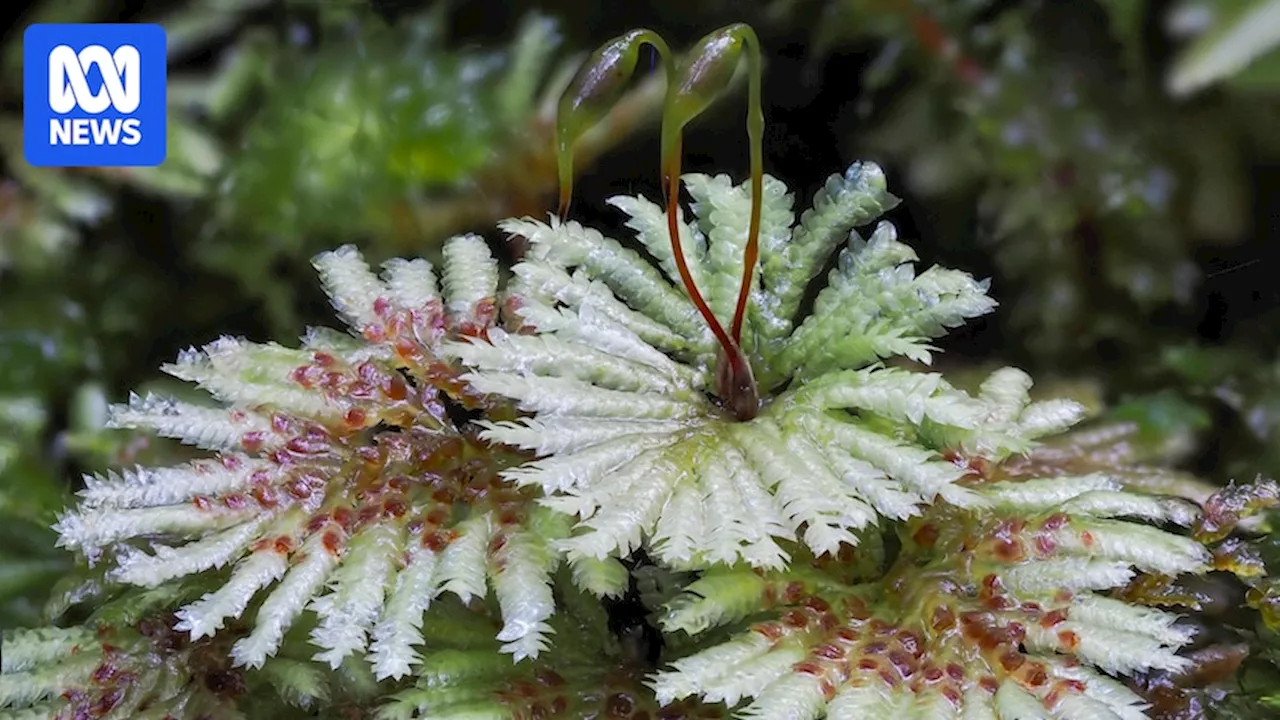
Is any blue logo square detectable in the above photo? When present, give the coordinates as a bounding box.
[23,24,167,167]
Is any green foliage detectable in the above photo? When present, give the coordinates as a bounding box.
[787,0,1279,365]
[0,0,269,631]
[1,0,243,266]
[0,400,68,628]
[1163,344,1280,481]
[206,11,557,263]
[377,590,725,719]
[200,8,665,332]
[1167,0,1280,96]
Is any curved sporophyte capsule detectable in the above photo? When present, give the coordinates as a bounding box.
[554,24,767,421]
[555,30,673,219]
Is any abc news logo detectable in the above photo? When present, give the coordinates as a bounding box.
[48,44,143,146]
[23,24,166,167]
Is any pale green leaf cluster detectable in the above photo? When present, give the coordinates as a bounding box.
[1,627,104,716]
[45,237,616,678]
[463,164,1051,570]
[0,624,239,719]
[651,474,1209,719]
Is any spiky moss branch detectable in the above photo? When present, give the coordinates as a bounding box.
[462,162,1078,571]
[650,474,1208,719]
[51,237,622,679]
[1104,477,1280,718]
[377,586,726,720]
[985,394,1223,508]
[0,616,245,720]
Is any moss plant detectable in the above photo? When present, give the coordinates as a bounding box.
[0,23,1235,720]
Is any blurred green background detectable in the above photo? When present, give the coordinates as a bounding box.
[1,0,1278,643]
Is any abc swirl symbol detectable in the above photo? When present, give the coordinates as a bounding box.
[46,44,141,114]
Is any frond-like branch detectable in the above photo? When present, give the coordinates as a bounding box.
[651,478,1208,719]
[0,617,243,719]
[51,239,598,676]
[457,169,1067,569]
